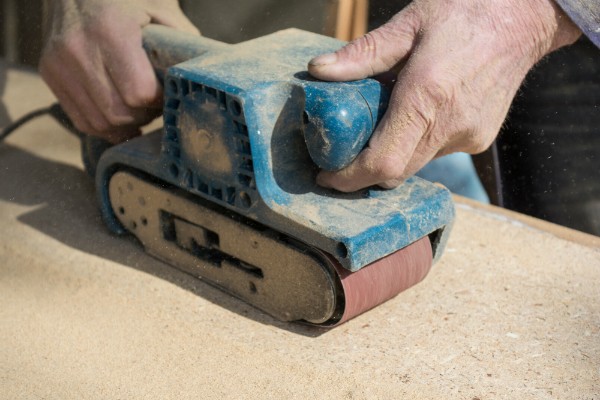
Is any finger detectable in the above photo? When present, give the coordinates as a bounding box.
[42,50,144,143]
[77,70,146,142]
[40,53,113,136]
[100,21,163,110]
[316,48,448,192]
[378,145,438,189]
[72,49,149,139]
[53,26,157,141]
[308,7,419,82]
[50,75,141,143]
[40,58,92,134]
[316,93,429,192]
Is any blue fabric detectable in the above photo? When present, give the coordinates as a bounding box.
[555,0,600,48]
[416,153,490,203]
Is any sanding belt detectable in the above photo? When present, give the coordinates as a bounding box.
[321,236,432,325]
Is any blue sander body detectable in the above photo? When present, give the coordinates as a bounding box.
[94,26,454,325]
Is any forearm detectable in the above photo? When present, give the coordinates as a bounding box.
[554,0,600,47]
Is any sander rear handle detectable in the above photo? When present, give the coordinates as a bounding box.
[142,25,229,81]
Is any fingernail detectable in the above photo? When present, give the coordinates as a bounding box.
[309,52,338,67]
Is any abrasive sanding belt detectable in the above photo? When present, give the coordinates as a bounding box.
[320,236,433,325]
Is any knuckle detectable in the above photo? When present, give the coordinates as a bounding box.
[344,30,398,73]
[69,113,96,136]
[88,115,110,133]
[422,131,446,152]
[102,107,137,128]
[103,112,125,127]
[419,71,456,109]
[102,107,156,130]
[389,96,433,137]
[122,87,157,108]
[370,156,406,183]
[345,32,378,56]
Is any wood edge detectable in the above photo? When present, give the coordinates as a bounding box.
[453,194,600,249]
[334,0,354,41]
[350,0,369,40]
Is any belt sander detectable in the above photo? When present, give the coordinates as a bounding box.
[93,26,454,326]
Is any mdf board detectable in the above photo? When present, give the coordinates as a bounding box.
[1,63,599,399]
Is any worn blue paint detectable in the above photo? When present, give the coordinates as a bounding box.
[95,27,455,271]
[302,77,390,170]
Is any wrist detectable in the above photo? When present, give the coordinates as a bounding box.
[517,0,581,61]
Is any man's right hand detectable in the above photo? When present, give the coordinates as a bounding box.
[308,0,581,192]
[40,0,199,143]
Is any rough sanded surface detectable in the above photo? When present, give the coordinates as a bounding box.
[1,62,599,399]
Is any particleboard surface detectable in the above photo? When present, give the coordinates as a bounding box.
[1,61,599,399]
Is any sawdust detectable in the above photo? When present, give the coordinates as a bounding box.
[178,101,234,176]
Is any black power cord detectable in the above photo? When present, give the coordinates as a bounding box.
[0,103,112,177]
[0,102,85,142]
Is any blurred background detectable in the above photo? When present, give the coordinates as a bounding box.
[1,0,44,66]
[0,0,358,67]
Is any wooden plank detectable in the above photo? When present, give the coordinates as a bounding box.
[455,194,600,249]
[2,62,599,399]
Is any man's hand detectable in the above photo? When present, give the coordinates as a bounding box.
[40,0,199,143]
[308,0,581,192]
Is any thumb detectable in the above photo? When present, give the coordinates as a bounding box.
[308,9,419,81]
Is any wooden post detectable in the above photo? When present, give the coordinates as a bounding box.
[326,0,369,41]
